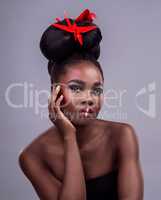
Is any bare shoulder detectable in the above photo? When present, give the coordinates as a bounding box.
[98,119,139,148]
[19,125,59,160]
[93,118,133,135]
[99,120,140,167]
[103,119,137,137]
[107,120,140,158]
[93,118,134,130]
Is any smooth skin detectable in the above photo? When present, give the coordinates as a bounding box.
[18,61,144,200]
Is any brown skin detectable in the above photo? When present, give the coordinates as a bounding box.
[18,61,144,200]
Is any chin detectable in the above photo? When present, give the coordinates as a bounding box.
[62,109,98,124]
[71,118,92,126]
[71,112,98,125]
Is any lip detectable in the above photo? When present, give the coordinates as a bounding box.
[79,107,95,114]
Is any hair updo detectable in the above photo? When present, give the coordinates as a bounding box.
[39,17,104,87]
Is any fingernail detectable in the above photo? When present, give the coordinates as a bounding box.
[56,85,60,90]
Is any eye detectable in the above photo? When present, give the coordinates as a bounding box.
[69,85,82,93]
[92,88,103,96]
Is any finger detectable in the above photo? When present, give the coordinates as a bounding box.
[48,86,61,121]
[55,94,64,107]
[53,95,64,120]
[48,95,56,120]
[48,99,56,122]
[48,95,52,112]
[51,85,61,102]
[49,86,57,110]
[51,85,61,110]
[48,112,56,122]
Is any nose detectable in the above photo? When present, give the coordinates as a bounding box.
[81,99,94,106]
[81,91,94,106]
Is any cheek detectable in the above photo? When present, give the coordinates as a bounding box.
[100,95,104,105]
[61,90,76,107]
[94,95,104,109]
[100,96,104,108]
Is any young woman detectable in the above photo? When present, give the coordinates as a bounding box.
[18,9,144,200]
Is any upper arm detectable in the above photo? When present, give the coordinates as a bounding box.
[18,152,62,200]
[117,124,144,200]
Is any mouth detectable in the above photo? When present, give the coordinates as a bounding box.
[79,112,93,118]
[79,107,95,113]
[79,108,96,118]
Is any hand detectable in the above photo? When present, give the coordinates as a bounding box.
[48,84,76,139]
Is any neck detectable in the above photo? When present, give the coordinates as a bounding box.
[73,121,93,149]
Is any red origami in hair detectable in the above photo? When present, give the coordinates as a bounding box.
[51,9,97,46]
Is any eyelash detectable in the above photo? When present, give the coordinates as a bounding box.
[69,85,103,95]
[92,88,103,95]
[69,85,82,93]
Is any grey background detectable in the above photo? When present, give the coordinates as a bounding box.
[1,0,161,199]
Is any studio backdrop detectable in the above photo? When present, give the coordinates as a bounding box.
[0,0,161,199]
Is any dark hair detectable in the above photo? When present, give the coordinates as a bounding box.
[39,17,104,86]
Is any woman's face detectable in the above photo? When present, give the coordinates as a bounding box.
[54,61,104,125]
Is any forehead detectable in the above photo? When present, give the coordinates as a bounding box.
[60,62,103,84]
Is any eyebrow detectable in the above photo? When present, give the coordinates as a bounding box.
[67,79,103,87]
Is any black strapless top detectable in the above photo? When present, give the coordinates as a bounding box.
[85,170,119,200]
